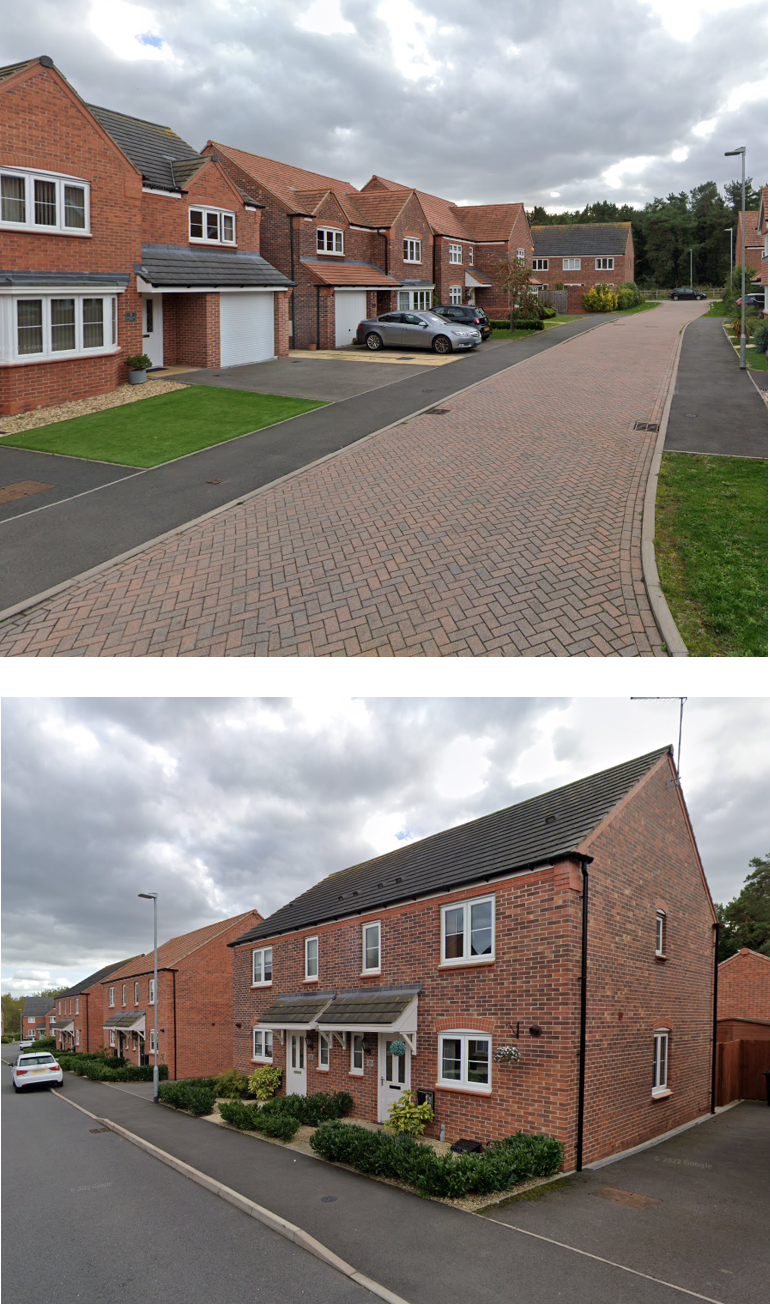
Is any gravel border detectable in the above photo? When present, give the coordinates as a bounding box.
[0,379,189,437]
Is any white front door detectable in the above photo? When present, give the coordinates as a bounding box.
[287,1033,307,1095]
[335,290,367,348]
[378,1034,411,1123]
[142,295,164,369]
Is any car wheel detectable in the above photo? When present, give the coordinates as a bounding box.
[365,332,383,351]
[672,295,679,301]
[432,335,451,354]
[12,1082,21,1092]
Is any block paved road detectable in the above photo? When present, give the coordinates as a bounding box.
[0,303,704,657]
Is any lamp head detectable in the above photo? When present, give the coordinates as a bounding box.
[138,892,158,900]
[724,147,745,156]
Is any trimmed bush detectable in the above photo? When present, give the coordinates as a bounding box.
[540,304,557,319]
[753,318,768,354]
[27,1037,56,1052]
[218,1098,300,1142]
[489,319,545,331]
[159,1078,216,1115]
[310,1123,563,1199]
[214,1068,250,1098]
[261,1090,354,1128]
[583,284,618,313]
[617,281,642,309]
[247,1064,283,1100]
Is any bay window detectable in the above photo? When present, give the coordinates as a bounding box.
[4,293,118,363]
[438,1032,491,1092]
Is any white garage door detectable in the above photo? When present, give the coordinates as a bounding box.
[335,290,367,348]
[219,293,275,367]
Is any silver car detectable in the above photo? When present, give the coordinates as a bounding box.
[355,310,480,354]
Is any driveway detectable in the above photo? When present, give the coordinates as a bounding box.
[178,352,439,402]
[664,316,768,458]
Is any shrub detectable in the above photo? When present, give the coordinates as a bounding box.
[553,281,565,291]
[159,1078,215,1115]
[125,353,153,371]
[540,303,557,319]
[261,1089,354,1127]
[386,1089,434,1136]
[753,318,768,354]
[214,1068,250,1098]
[617,281,642,309]
[489,319,544,331]
[27,1037,56,1052]
[310,1123,563,1199]
[218,1099,257,1129]
[218,1098,300,1142]
[247,1065,283,1100]
[583,284,618,313]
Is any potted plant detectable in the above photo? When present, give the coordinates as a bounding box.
[125,353,153,385]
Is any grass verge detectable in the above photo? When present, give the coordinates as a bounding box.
[655,452,768,656]
[1,385,327,468]
[724,325,768,372]
[704,301,731,317]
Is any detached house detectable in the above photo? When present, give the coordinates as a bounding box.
[0,56,292,415]
[101,912,261,1080]
[530,223,635,293]
[55,958,137,1053]
[231,748,716,1170]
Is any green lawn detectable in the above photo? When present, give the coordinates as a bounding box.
[704,300,732,317]
[2,386,327,468]
[656,452,768,656]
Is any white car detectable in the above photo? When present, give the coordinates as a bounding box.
[13,1052,64,1091]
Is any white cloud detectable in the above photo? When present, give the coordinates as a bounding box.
[361,810,412,853]
[296,0,355,37]
[433,734,493,800]
[602,155,656,190]
[641,0,757,43]
[693,118,718,137]
[725,79,767,112]
[376,0,441,81]
[88,0,177,63]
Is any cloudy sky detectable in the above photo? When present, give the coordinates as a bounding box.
[2,696,768,995]
[2,0,766,210]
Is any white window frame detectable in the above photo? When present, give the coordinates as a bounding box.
[440,894,495,966]
[449,285,463,305]
[362,921,381,974]
[305,936,319,982]
[655,911,666,957]
[403,238,422,263]
[653,1029,669,1095]
[437,1031,492,1094]
[149,1030,158,1054]
[252,946,273,987]
[0,167,91,235]
[562,258,581,271]
[468,246,474,265]
[2,293,119,364]
[109,1030,116,1047]
[350,1033,364,1075]
[252,1027,273,1062]
[149,978,155,1006]
[122,984,126,1007]
[76,1029,80,1046]
[318,1032,330,1070]
[448,243,463,264]
[595,257,615,270]
[316,226,344,255]
[397,289,432,311]
[58,1001,62,1014]
[134,981,139,1005]
[75,998,79,1014]
[533,258,549,271]
[516,247,526,260]
[108,987,115,1008]
[188,206,236,245]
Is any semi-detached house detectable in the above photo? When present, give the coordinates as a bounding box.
[530,222,635,292]
[231,748,717,1170]
[0,55,292,415]
[55,958,137,1053]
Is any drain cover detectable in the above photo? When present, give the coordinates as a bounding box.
[425,407,451,414]
[207,478,224,485]
[633,421,659,432]
[685,413,698,417]
[321,1196,337,1203]
[397,356,415,360]
[89,1127,110,1134]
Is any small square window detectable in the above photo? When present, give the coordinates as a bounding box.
[403,238,421,263]
[305,936,319,981]
[438,1032,491,1092]
[317,227,344,255]
[441,895,495,965]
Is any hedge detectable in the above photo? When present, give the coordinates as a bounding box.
[159,1078,217,1116]
[489,319,545,331]
[261,1090,354,1127]
[218,1099,300,1141]
[56,1051,168,1082]
[309,1123,563,1199]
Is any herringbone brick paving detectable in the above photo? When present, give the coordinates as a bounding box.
[0,303,704,657]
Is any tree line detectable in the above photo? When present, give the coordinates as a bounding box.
[528,178,764,288]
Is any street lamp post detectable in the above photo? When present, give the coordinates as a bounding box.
[138,892,159,1103]
[725,146,746,368]
[688,247,694,289]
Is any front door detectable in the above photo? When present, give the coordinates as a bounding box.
[287,1033,307,1095]
[142,295,164,369]
[378,1035,411,1123]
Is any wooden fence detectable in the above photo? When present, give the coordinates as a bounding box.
[536,289,568,314]
[715,1038,770,1106]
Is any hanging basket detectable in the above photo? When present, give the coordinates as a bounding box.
[389,1040,406,1058]
[494,1044,521,1066]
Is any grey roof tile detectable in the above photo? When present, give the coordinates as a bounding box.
[318,986,421,1027]
[87,103,203,191]
[258,992,336,1025]
[103,1012,146,1029]
[233,748,670,945]
[22,997,55,1016]
[531,223,631,257]
[0,271,130,288]
[137,244,293,288]
[59,959,139,999]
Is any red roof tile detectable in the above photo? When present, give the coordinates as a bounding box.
[103,911,260,981]
[452,203,525,241]
[208,142,358,213]
[301,260,401,287]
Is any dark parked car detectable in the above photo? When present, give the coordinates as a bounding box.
[433,304,491,340]
[736,294,764,308]
[354,310,480,354]
[670,287,707,301]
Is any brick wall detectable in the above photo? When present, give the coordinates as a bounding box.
[0,353,126,415]
[718,949,770,1022]
[531,229,635,294]
[162,293,220,368]
[141,162,262,252]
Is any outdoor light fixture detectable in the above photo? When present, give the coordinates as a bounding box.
[725,146,747,368]
[138,892,159,1104]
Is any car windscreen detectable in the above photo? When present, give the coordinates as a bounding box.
[19,1055,56,1065]
[421,313,446,324]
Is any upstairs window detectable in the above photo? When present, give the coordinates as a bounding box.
[448,243,462,264]
[75,998,79,1014]
[122,984,127,1007]
[441,895,494,964]
[149,978,156,1005]
[655,911,666,957]
[134,981,139,1005]
[189,207,236,244]
[403,238,421,263]
[563,258,581,270]
[1,169,89,233]
[533,258,549,270]
[363,922,381,974]
[108,987,115,1008]
[305,936,319,981]
[252,946,273,986]
[595,257,614,270]
[468,246,474,265]
[317,227,343,255]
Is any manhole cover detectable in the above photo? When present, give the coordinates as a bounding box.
[397,356,415,360]
[207,478,224,485]
[425,407,451,415]
[321,1196,337,1203]
[685,413,698,417]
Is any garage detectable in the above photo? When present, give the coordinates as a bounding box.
[335,290,367,348]
[219,293,275,367]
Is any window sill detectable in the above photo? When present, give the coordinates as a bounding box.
[189,237,237,247]
[251,982,273,989]
[2,345,121,368]
[651,1088,672,1100]
[435,1082,492,1097]
[438,960,495,972]
[654,953,667,962]
[348,1071,364,1078]
[360,971,381,979]
[251,1057,273,1064]
[303,978,319,985]
[316,1065,330,1072]
[0,222,92,237]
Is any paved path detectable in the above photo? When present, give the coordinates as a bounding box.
[0,319,606,612]
[0,304,702,657]
[664,316,768,458]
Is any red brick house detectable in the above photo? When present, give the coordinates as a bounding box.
[55,958,137,1053]
[21,996,55,1041]
[0,56,292,415]
[717,948,770,1042]
[757,186,768,316]
[101,912,260,1080]
[735,207,764,276]
[231,748,717,1170]
[530,223,635,296]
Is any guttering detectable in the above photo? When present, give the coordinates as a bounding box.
[172,969,178,1082]
[288,214,296,345]
[711,922,719,1113]
[576,856,590,1172]
[316,283,321,349]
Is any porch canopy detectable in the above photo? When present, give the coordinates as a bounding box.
[316,986,420,1036]
[103,1011,146,1034]
[56,1016,75,1039]
[465,269,491,288]
[257,992,336,1032]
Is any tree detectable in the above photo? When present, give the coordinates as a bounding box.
[496,254,539,329]
[716,853,770,961]
[1,986,68,1037]
[723,176,762,221]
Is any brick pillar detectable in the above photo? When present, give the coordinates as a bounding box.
[274,291,290,357]
[567,285,588,314]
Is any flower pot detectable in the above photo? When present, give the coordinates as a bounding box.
[128,369,147,385]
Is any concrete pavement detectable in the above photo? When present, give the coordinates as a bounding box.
[664,316,767,458]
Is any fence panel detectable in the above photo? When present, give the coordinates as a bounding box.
[741,1040,770,1101]
[537,289,568,314]
[716,1039,742,1105]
